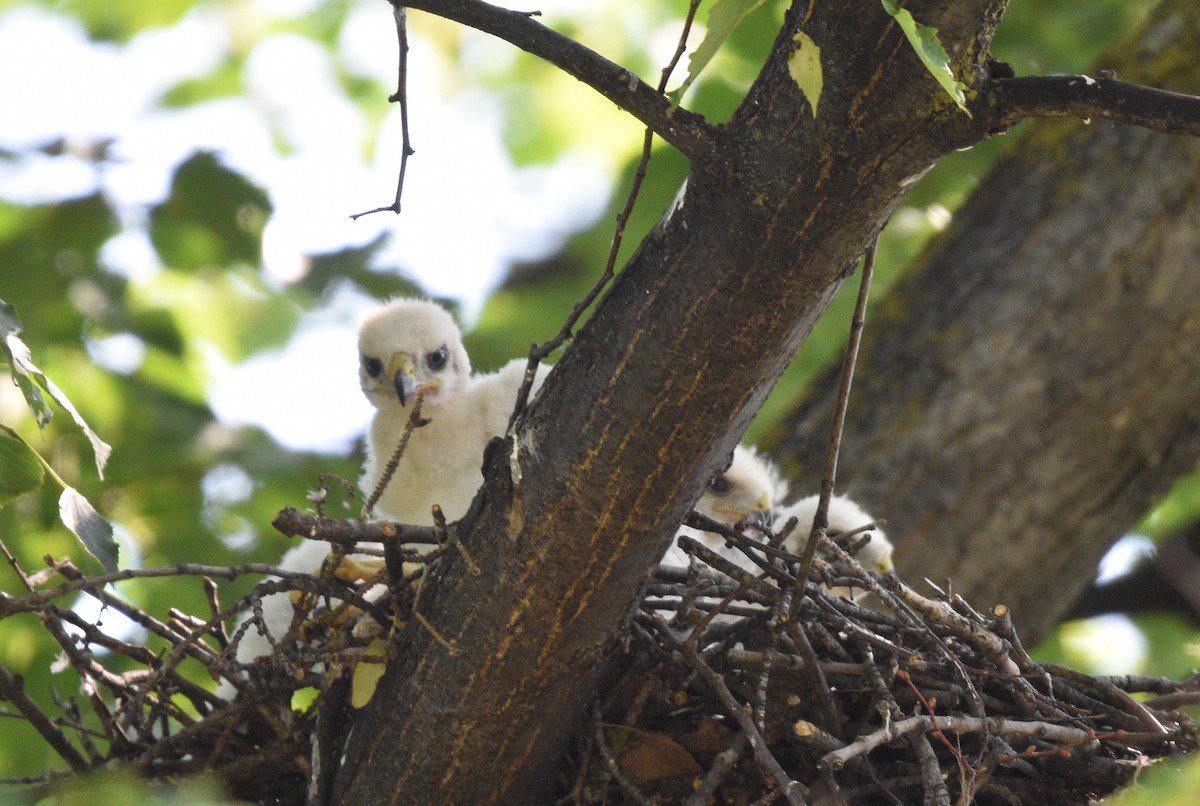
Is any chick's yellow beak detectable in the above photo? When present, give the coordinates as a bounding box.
[387,352,418,405]
[712,491,772,523]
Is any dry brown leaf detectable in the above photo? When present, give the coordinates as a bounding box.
[617,730,703,786]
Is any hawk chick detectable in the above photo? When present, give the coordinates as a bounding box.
[358,297,546,524]
[662,445,779,568]
[773,494,894,575]
[220,298,545,694]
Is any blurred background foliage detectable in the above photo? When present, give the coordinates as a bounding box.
[1,0,1196,795]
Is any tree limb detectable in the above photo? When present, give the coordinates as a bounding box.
[398,0,718,161]
[990,74,1200,137]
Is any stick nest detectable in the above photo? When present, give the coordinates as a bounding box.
[1,510,1197,805]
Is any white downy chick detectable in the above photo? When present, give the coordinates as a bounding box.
[358,297,547,525]
[773,493,893,598]
[662,445,779,568]
[221,299,546,695]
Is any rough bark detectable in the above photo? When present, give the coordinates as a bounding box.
[767,2,1200,645]
[332,1,1014,803]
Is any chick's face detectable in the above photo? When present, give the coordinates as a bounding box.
[697,446,774,527]
[358,300,471,409]
[838,530,894,574]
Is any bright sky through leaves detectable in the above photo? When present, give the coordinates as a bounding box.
[0,2,610,452]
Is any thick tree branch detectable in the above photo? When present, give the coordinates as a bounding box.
[990,74,1200,137]
[399,0,718,160]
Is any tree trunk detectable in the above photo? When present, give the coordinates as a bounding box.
[332,1,1012,802]
[767,2,1200,645]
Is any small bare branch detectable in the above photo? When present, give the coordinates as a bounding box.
[507,0,706,428]
[646,615,810,806]
[272,507,438,548]
[352,6,416,219]
[990,74,1200,137]
[795,239,879,591]
[0,664,88,771]
[821,715,1104,774]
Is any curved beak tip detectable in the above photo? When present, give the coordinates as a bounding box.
[387,353,418,405]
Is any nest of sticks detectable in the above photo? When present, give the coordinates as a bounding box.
[1,508,1198,805]
[568,513,1200,804]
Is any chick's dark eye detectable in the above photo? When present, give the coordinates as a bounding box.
[362,355,384,377]
[708,476,731,495]
[426,345,449,371]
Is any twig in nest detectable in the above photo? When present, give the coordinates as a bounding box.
[644,614,810,806]
[819,715,1115,773]
[362,390,426,518]
[590,700,657,806]
[0,665,88,771]
[272,507,438,549]
[684,732,749,806]
[432,504,480,576]
[352,5,416,220]
[795,237,879,593]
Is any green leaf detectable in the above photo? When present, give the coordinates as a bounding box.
[49,0,196,43]
[160,58,245,109]
[149,151,273,271]
[0,299,112,478]
[0,425,44,507]
[880,0,970,115]
[59,487,118,574]
[1103,753,1200,806]
[787,31,823,117]
[1,299,53,428]
[670,0,768,105]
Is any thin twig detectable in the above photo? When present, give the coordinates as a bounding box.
[506,0,706,428]
[684,732,749,806]
[352,5,416,219]
[0,664,88,771]
[363,391,426,518]
[794,238,879,596]
[272,507,436,548]
[648,615,809,805]
[590,700,657,806]
[0,562,379,616]
[820,715,1102,773]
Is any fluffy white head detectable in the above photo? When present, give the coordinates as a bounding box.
[696,445,777,527]
[824,495,893,573]
[358,298,472,410]
[774,494,894,574]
